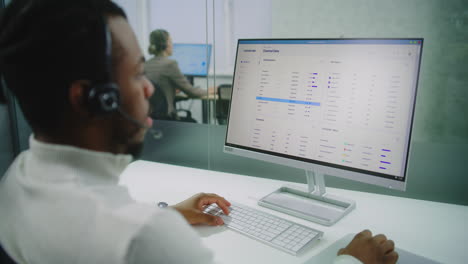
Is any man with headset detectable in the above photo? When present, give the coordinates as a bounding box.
[0,0,397,263]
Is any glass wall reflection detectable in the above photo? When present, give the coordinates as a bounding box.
[114,0,213,124]
[212,0,468,204]
[126,0,214,169]
[122,0,467,204]
[1,0,466,205]
[141,0,211,124]
[115,0,274,126]
[209,0,468,205]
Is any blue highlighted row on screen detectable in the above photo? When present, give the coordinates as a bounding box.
[256,97,321,106]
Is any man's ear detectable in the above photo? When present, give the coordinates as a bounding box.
[69,80,91,116]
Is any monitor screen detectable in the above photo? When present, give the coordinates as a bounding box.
[225,39,423,190]
[170,43,212,76]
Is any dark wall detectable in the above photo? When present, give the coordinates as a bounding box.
[0,0,15,178]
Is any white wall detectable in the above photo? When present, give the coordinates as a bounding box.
[113,0,150,58]
[225,0,272,73]
[148,0,272,75]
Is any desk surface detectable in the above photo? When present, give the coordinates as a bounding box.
[120,161,468,264]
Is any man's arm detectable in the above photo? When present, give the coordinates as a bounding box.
[166,60,206,98]
[125,208,215,264]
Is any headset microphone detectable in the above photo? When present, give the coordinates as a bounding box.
[117,108,163,139]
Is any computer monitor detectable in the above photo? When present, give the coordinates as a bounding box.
[224,39,423,226]
[170,43,212,77]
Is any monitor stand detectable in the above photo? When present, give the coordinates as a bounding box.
[258,169,356,226]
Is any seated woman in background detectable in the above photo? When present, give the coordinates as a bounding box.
[145,29,210,120]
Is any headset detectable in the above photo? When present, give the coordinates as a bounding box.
[86,21,120,115]
[86,18,162,139]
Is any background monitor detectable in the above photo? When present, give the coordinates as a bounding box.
[170,43,212,77]
[224,39,423,225]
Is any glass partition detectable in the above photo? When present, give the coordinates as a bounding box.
[1,0,467,206]
[136,0,468,205]
[208,0,468,205]
[134,0,213,169]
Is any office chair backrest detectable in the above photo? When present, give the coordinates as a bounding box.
[149,80,197,123]
[216,84,232,125]
[0,244,16,264]
[149,80,170,120]
[218,84,232,100]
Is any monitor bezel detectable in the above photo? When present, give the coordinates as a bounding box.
[224,38,424,191]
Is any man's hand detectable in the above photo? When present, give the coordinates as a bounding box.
[171,193,231,226]
[338,230,399,264]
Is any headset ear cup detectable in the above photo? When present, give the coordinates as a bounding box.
[84,19,120,116]
[87,83,120,114]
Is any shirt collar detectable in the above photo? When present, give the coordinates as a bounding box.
[29,135,133,184]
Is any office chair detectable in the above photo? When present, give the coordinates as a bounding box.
[149,80,169,120]
[149,80,197,123]
[0,244,16,264]
[216,84,232,125]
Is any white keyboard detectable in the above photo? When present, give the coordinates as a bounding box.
[203,202,323,255]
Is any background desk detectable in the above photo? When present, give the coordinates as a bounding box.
[120,160,468,264]
[175,93,218,124]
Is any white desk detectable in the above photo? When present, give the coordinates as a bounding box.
[120,161,468,264]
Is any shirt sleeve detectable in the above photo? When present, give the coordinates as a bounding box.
[166,60,206,97]
[333,254,363,264]
[125,208,214,264]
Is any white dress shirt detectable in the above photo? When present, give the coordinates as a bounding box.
[0,136,213,264]
[0,136,361,264]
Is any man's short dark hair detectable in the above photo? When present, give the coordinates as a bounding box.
[0,0,127,136]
